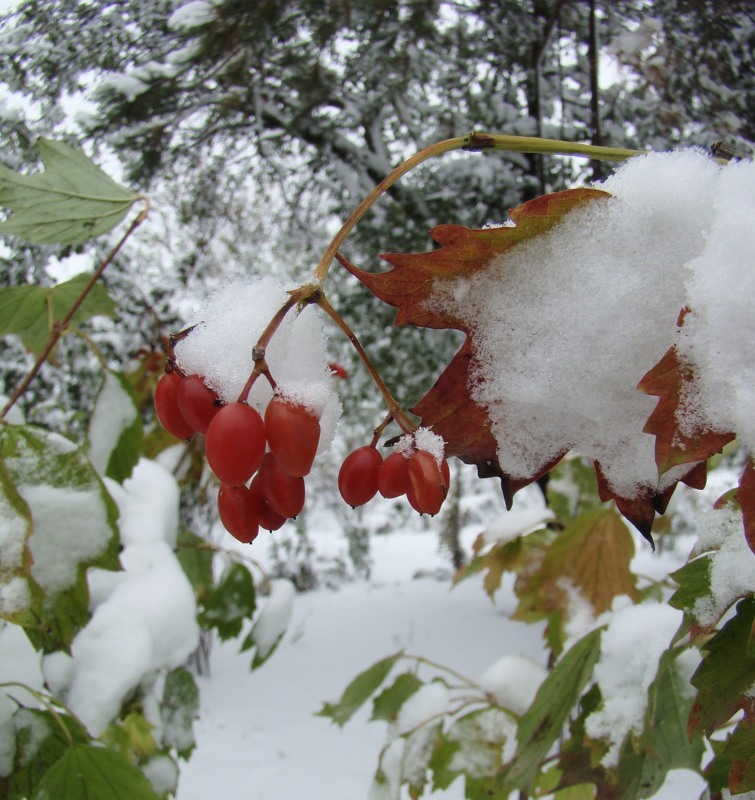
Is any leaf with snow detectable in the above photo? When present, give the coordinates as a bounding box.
[342,188,608,506]
[31,743,160,800]
[0,424,120,651]
[5,708,89,800]
[0,272,116,358]
[371,672,424,723]
[317,651,402,727]
[688,597,755,737]
[638,341,735,477]
[198,561,255,641]
[160,667,200,759]
[497,627,602,794]
[243,578,295,669]
[88,370,143,483]
[0,138,142,245]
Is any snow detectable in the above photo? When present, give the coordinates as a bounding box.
[425,150,754,499]
[167,1,216,31]
[248,578,296,662]
[87,370,139,476]
[42,459,199,735]
[174,277,342,456]
[584,599,686,767]
[691,505,755,627]
[22,483,112,596]
[478,655,547,716]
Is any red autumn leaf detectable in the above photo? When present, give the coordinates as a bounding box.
[340,188,608,506]
[638,343,735,476]
[735,459,755,555]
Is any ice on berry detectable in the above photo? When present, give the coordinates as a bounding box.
[174,277,342,455]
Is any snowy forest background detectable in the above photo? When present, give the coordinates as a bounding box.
[0,1,754,799]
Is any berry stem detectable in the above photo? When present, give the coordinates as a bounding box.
[316,289,416,435]
[237,284,321,402]
[311,131,642,286]
[1,200,150,421]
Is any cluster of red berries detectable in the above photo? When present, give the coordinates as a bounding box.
[154,368,321,544]
[155,368,451,542]
[339,443,450,516]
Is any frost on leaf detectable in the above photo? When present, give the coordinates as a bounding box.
[342,188,609,508]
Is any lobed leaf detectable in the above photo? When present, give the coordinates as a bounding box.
[0,138,142,245]
[341,189,609,505]
[31,743,160,800]
[638,344,735,477]
[371,672,424,722]
[688,597,755,737]
[0,272,116,357]
[0,423,121,651]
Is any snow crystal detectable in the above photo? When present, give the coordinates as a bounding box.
[691,505,755,627]
[87,371,139,476]
[249,578,295,662]
[412,428,445,464]
[478,654,547,716]
[174,278,342,455]
[585,600,684,767]
[425,150,753,499]
[22,484,113,596]
[55,459,199,735]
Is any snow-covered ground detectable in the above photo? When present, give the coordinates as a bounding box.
[175,522,706,800]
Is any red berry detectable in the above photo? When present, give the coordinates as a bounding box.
[338,446,383,507]
[177,373,222,435]
[258,453,305,519]
[205,403,266,485]
[154,371,195,440]
[248,476,287,531]
[406,450,448,516]
[377,451,410,498]
[217,484,259,543]
[264,396,321,477]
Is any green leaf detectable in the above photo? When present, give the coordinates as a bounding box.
[500,627,603,793]
[0,138,142,245]
[0,423,121,651]
[197,561,255,641]
[725,710,755,794]
[87,370,143,483]
[689,597,755,736]
[668,557,712,618]
[174,528,214,602]
[31,744,160,800]
[0,272,116,357]
[7,708,90,800]
[317,652,402,727]
[101,713,157,762]
[160,667,200,759]
[643,648,704,772]
[371,672,424,722]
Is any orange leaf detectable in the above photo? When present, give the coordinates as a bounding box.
[341,188,609,503]
[638,343,735,475]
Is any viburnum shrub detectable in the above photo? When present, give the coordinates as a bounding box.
[2,132,754,799]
